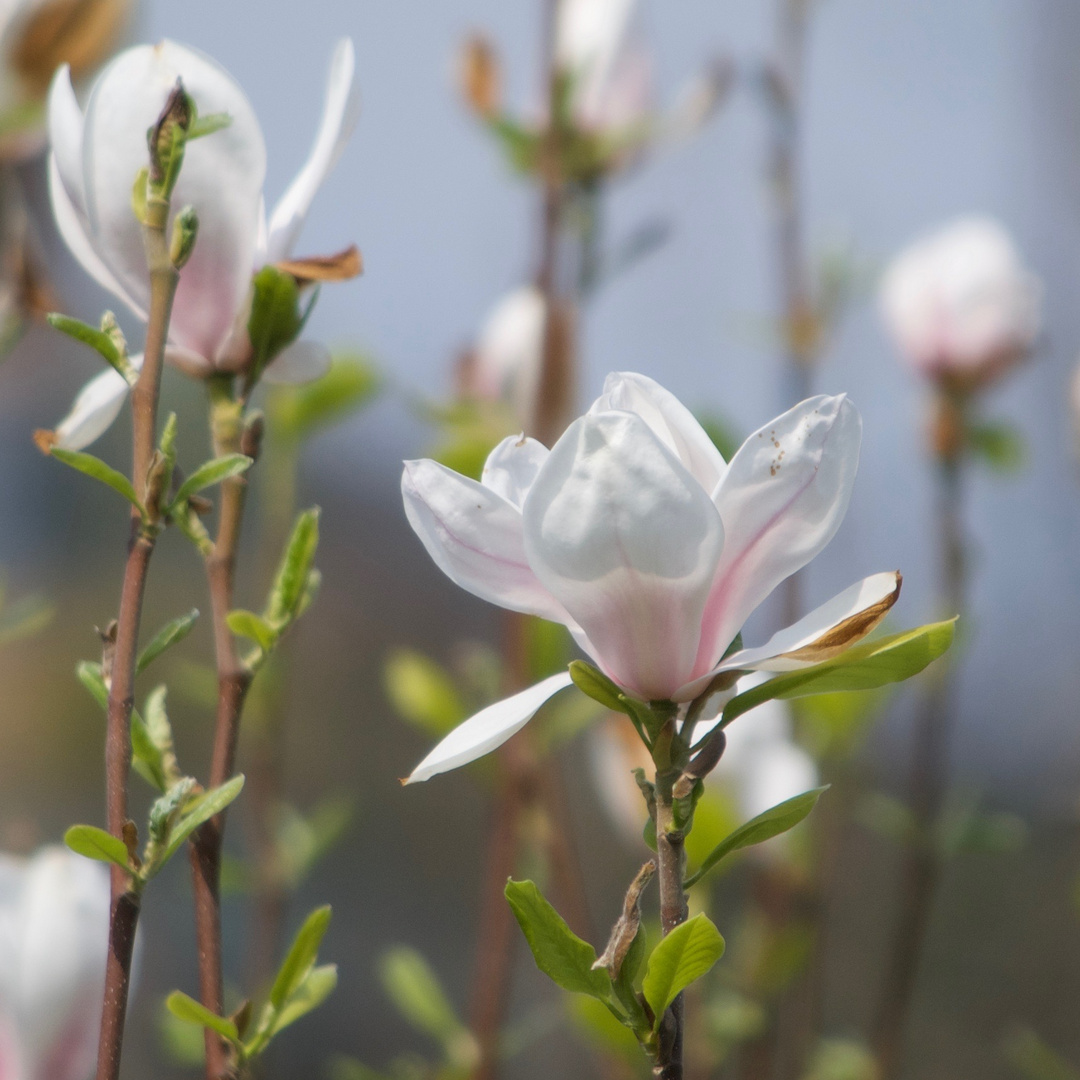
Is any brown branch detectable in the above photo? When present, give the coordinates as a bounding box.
[95,207,178,1080]
[654,767,688,1080]
[189,380,254,1080]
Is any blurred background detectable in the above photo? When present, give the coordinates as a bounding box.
[3,1,1080,1078]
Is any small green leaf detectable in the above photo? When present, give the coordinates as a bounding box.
[384,650,467,737]
[165,991,239,1042]
[77,660,109,709]
[684,788,828,888]
[49,449,142,511]
[131,708,167,792]
[505,879,612,1000]
[263,964,338,1040]
[65,824,130,869]
[265,509,320,627]
[160,775,245,864]
[380,948,468,1049]
[188,112,232,140]
[1004,1027,1080,1080]
[170,454,252,510]
[641,914,725,1028]
[720,620,956,729]
[967,420,1026,473]
[248,265,304,380]
[270,906,333,1011]
[47,313,121,368]
[227,610,276,653]
[137,609,199,674]
[569,660,626,713]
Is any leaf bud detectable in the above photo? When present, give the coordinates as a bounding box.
[147,79,194,199]
[240,410,265,462]
[169,205,199,269]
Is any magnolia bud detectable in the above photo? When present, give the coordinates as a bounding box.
[459,34,501,119]
[169,205,199,268]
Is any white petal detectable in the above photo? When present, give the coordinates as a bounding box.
[480,433,548,509]
[53,354,143,450]
[405,672,573,783]
[716,571,901,674]
[46,66,86,213]
[261,338,331,384]
[48,155,143,316]
[467,286,546,422]
[739,738,819,823]
[401,458,575,625]
[692,395,861,679]
[81,41,266,362]
[265,38,359,262]
[523,411,724,700]
[590,371,726,492]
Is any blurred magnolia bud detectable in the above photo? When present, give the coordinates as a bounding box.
[459,33,500,119]
[0,846,112,1080]
[456,285,545,427]
[879,217,1041,391]
[663,56,734,144]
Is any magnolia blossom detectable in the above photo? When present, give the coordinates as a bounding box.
[879,217,1041,386]
[46,36,360,449]
[0,846,110,1080]
[590,682,817,859]
[402,371,900,783]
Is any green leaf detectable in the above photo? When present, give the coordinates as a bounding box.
[384,650,467,737]
[165,991,239,1042]
[1004,1027,1080,1080]
[64,824,130,869]
[967,420,1026,473]
[720,620,956,729]
[803,1037,880,1080]
[684,788,829,888]
[49,448,143,512]
[160,775,245,864]
[505,879,612,1000]
[137,609,199,674]
[267,354,380,444]
[265,509,320,627]
[248,265,304,380]
[77,660,109,709]
[270,905,333,1011]
[265,964,337,1038]
[188,112,232,140]
[170,454,252,509]
[131,707,167,792]
[380,947,467,1048]
[0,593,53,644]
[227,610,276,653]
[569,660,626,713]
[696,412,741,462]
[47,313,121,369]
[641,914,725,1028]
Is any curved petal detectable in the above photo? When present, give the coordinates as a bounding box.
[480,434,548,509]
[53,356,142,450]
[81,41,266,362]
[523,411,724,700]
[265,38,359,263]
[590,371,726,492]
[401,458,574,625]
[262,339,331,384]
[693,395,862,677]
[405,672,573,783]
[46,66,86,213]
[48,156,143,316]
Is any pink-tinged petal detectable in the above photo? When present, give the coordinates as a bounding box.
[81,41,266,363]
[692,395,861,679]
[590,371,726,492]
[405,672,573,783]
[53,354,143,451]
[523,411,724,700]
[48,156,143,316]
[262,339,331,384]
[401,458,573,625]
[265,38,359,263]
[481,434,548,509]
[0,1011,23,1080]
[46,66,86,213]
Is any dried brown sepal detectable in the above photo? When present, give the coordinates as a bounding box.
[459,33,501,119]
[32,428,58,454]
[592,859,656,979]
[121,819,140,868]
[276,245,363,284]
[98,619,117,687]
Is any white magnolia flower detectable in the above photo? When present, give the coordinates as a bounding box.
[879,217,1041,386]
[402,371,900,783]
[0,846,110,1080]
[46,36,360,448]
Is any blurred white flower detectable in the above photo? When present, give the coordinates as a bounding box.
[879,217,1041,387]
[46,36,360,447]
[402,371,899,783]
[0,846,110,1080]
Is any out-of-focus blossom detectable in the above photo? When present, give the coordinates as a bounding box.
[402,371,900,782]
[879,217,1041,389]
[0,0,132,161]
[45,37,361,448]
[0,846,110,1080]
[456,285,545,427]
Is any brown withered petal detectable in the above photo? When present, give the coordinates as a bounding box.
[276,245,363,284]
[459,34,501,119]
[12,0,131,95]
[782,573,902,664]
[32,429,58,454]
[592,860,655,979]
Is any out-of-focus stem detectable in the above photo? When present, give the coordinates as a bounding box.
[655,768,688,1080]
[872,440,965,1080]
[189,377,254,1080]
[95,213,177,1080]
